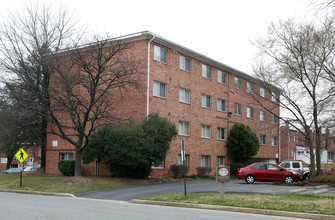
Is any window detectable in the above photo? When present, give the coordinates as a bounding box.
[217,127,225,140]
[217,99,226,112]
[151,161,164,169]
[202,94,211,108]
[218,71,226,84]
[179,121,190,136]
[202,64,211,79]
[253,164,266,169]
[154,45,167,63]
[217,156,224,166]
[260,134,266,145]
[272,136,277,146]
[271,92,277,102]
[153,81,166,98]
[260,87,266,98]
[234,103,242,116]
[60,153,73,160]
[180,56,191,72]
[247,82,253,93]
[293,162,301,168]
[201,124,211,138]
[179,88,190,104]
[247,107,254,119]
[234,77,242,90]
[267,164,280,171]
[201,155,210,167]
[271,114,277,124]
[260,111,266,122]
[178,154,189,167]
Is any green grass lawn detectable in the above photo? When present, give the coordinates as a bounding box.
[0,172,143,194]
[142,193,335,216]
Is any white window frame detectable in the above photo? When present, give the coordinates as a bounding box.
[154,45,167,63]
[217,156,224,166]
[260,87,266,98]
[201,155,211,167]
[234,77,242,90]
[179,88,190,104]
[178,121,190,136]
[153,81,166,98]
[234,103,242,116]
[60,153,74,160]
[271,92,277,102]
[218,70,226,84]
[180,56,191,72]
[202,94,211,108]
[272,136,277,146]
[247,82,253,94]
[271,114,277,124]
[217,127,226,140]
[260,134,266,145]
[217,99,226,112]
[201,124,211,138]
[151,160,164,169]
[247,107,254,119]
[260,111,266,122]
[202,64,212,79]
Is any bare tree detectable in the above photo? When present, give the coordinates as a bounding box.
[253,18,335,176]
[49,36,144,176]
[0,92,41,168]
[0,2,83,169]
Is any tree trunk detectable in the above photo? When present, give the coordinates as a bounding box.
[315,131,322,176]
[75,147,82,176]
[6,154,14,169]
[306,129,315,176]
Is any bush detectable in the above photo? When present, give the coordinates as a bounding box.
[230,163,244,177]
[196,167,212,177]
[58,160,75,176]
[170,164,188,178]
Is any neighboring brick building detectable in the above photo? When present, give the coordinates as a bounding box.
[0,147,41,171]
[45,31,280,177]
[280,122,335,164]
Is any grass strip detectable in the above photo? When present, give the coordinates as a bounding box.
[0,173,139,194]
[142,193,335,216]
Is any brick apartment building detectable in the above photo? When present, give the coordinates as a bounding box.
[280,122,335,164]
[0,147,41,171]
[45,31,280,177]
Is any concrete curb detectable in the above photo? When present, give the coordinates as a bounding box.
[0,189,76,198]
[130,199,335,220]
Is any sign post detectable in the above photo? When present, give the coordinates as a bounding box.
[216,166,230,200]
[181,139,187,197]
[14,148,28,187]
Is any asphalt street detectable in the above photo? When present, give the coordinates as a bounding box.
[0,192,302,220]
[76,179,312,201]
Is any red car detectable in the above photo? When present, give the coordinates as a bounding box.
[237,162,300,184]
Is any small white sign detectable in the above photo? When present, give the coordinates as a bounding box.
[52,140,58,147]
[18,163,23,171]
[1,158,7,164]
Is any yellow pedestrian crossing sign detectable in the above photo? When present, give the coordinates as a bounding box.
[15,148,28,163]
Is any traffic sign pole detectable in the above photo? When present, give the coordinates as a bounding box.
[15,148,28,187]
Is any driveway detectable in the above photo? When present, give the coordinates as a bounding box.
[75,179,305,201]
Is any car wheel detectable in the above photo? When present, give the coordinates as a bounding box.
[303,173,310,180]
[284,176,294,184]
[245,175,255,184]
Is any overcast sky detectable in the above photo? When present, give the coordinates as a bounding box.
[1,0,319,75]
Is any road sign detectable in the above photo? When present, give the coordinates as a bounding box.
[18,163,23,171]
[15,148,28,163]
